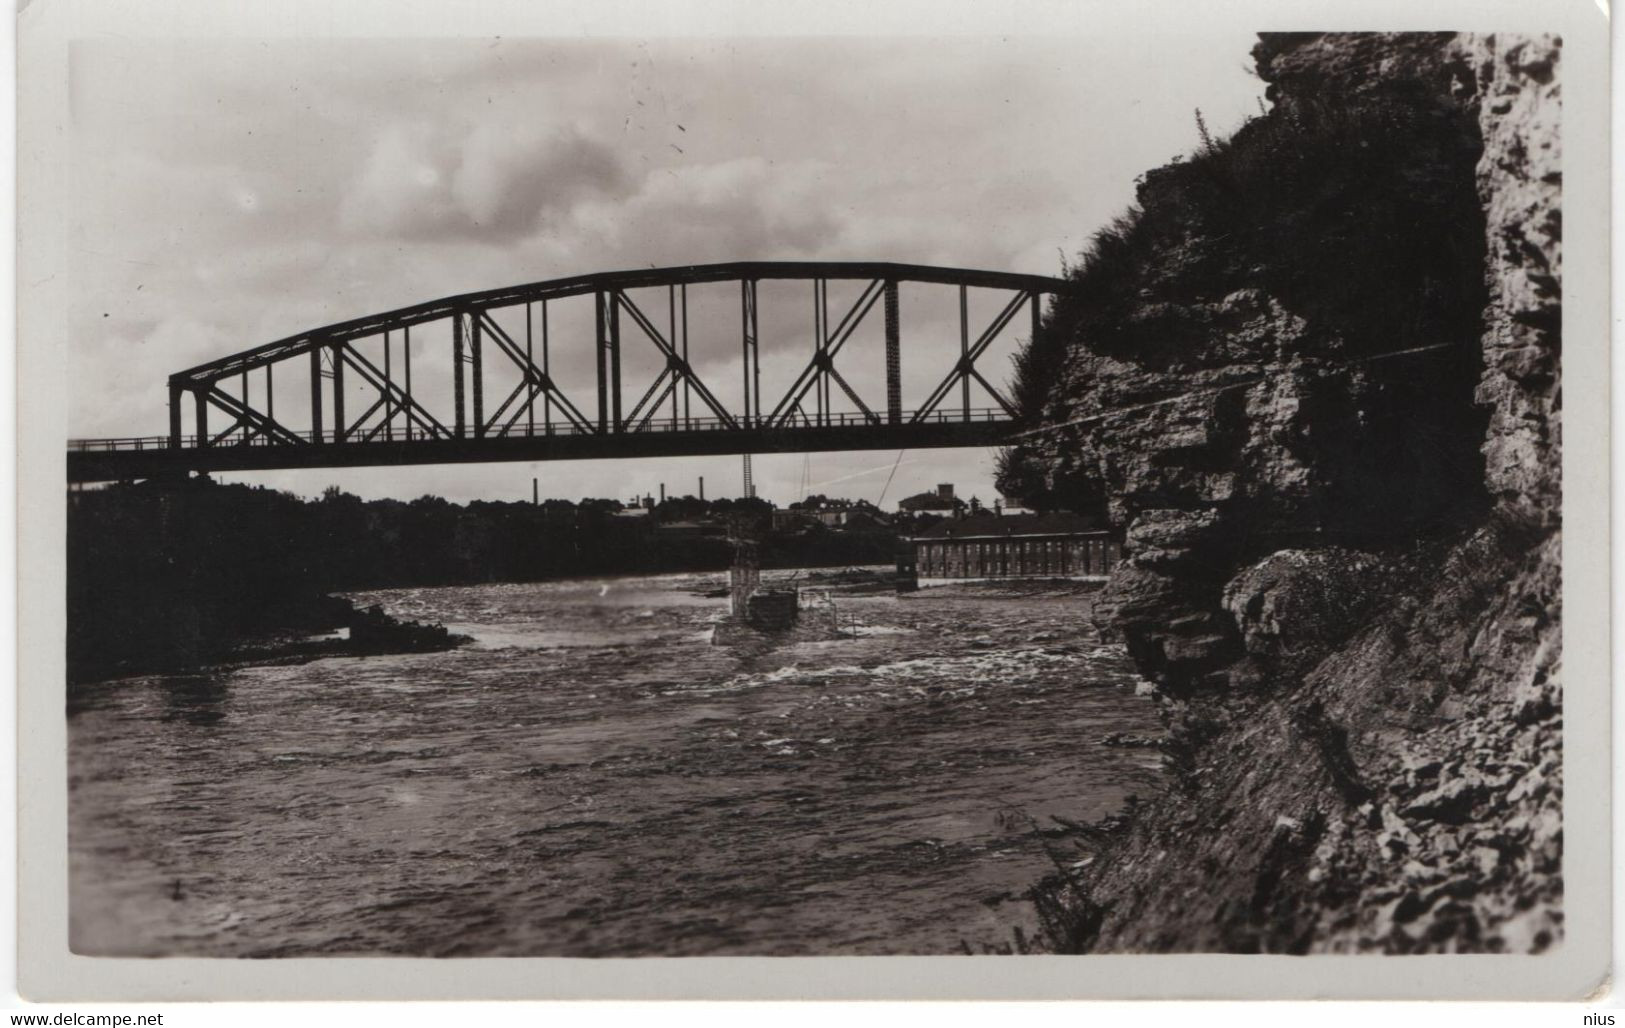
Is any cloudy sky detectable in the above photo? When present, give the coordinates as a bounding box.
[69,31,1263,506]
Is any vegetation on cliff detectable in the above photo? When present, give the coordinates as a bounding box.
[1000,32,1562,953]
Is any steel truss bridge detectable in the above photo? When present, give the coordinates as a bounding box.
[68,262,1067,483]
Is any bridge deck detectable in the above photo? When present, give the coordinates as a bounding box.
[68,410,1017,482]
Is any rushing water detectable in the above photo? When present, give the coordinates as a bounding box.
[68,572,1165,957]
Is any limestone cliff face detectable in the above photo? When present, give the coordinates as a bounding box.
[1466,35,1562,524]
[1004,33,1561,953]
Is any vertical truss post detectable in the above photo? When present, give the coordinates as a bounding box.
[168,383,183,447]
[542,301,552,433]
[609,291,623,432]
[331,342,347,442]
[595,291,609,433]
[1030,292,1042,376]
[471,309,485,437]
[884,279,901,425]
[265,364,274,428]
[194,388,209,448]
[454,312,467,438]
[310,349,324,442]
[821,280,832,424]
[681,284,690,428]
[741,279,759,429]
[752,285,762,429]
[959,285,970,421]
[403,325,413,442]
[812,279,824,426]
[382,331,392,441]
[525,303,535,436]
[668,285,679,428]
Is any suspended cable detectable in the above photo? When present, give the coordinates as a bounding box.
[876,449,907,509]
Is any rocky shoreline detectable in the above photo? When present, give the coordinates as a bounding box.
[1002,33,1561,953]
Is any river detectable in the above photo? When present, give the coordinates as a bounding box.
[67,571,1165,957]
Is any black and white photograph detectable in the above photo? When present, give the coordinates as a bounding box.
[14,0,1613,1006]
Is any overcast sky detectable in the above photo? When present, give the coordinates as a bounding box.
[69,32,1263,506]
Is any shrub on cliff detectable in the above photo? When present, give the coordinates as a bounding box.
[1005,86,1485,433]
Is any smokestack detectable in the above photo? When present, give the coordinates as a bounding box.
[659,483,665,504]
[699,476,705,500]
[532,478,539,505]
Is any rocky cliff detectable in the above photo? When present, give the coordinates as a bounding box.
[1000,33,1561,953]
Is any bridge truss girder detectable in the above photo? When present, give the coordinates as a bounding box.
[129,262,1067,479]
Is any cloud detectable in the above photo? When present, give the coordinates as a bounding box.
[571,157,844,265]
[340,121,633,243]
[62,30,1268,515]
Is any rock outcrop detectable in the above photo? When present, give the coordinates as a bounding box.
[1003,33,1561,953]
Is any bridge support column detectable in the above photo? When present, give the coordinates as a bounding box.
[884,280,901,425]
[310,348,324,443]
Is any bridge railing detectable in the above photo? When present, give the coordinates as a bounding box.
[69,407,1014,453]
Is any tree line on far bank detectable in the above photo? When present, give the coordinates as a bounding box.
[66,478,909,683]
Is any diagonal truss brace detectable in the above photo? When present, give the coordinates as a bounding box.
[201,385,308,448]
[911,289,1028,422]
[475,312,596,435]
[766,278,886,428]
[614,291,738,431]
[337,345,454,442]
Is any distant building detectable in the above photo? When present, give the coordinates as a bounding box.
[840,509,892,533]
[897,483,962,514]
[903,512,1120,586]
[785,496,890,529]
